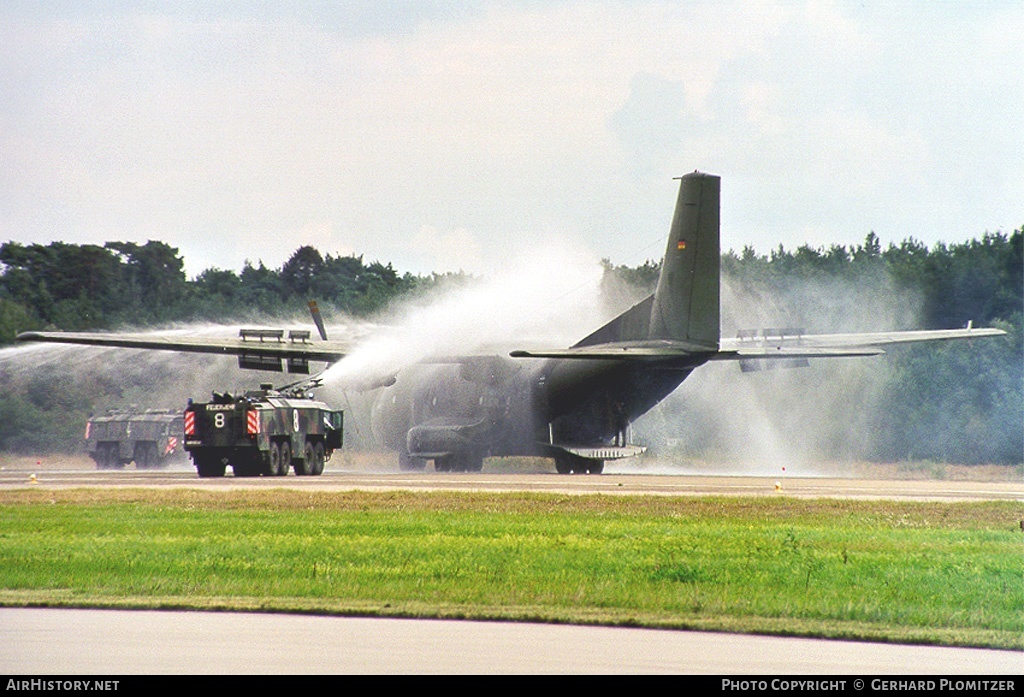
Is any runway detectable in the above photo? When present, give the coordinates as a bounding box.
[1,460,1022,502]
[2,607,1021,675]
[2,457,1021,674]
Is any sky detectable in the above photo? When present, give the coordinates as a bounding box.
[1,1,1021,280]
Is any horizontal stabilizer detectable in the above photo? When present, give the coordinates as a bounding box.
[573,296,654,348]
[718,326,1006,352]
[511,339,717,365]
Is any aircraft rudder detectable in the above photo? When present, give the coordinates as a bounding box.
[648,171,720,348]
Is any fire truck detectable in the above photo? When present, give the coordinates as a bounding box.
[85,409,185,469]
[183,383,343,478]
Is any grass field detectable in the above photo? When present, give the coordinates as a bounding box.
[0,488,1021,650]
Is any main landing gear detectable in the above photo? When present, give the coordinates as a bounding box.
[553,452,604,475]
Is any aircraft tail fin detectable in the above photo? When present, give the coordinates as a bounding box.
[573,295,654,348]
[647,171,720,348]
[574,172,720,350]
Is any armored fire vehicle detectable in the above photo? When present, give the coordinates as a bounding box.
[85,409,185,470]
[183,383,343,478]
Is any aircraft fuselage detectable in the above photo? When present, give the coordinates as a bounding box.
[368,355,701,470]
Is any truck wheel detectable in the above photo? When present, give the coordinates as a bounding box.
[295,441,314,476]
[231,458,259,477]
[195,455,226,478]
[310,442,326,476]
[269,442,288,476]
[152,444,169,469]
[110,452,126,470]
[279,441,291,475]
[94,445,110,470]
[134,444,153,469]
[258,450,274,476]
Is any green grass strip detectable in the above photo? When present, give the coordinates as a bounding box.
[1,488,1021,650]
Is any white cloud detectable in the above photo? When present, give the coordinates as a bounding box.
[0,1,1021,280]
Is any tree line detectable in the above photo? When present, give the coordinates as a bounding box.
[0,241,474,341]
[0,230,1020,464]
[603,230,1022,465]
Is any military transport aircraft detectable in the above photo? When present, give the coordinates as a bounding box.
[17,172,1006,474]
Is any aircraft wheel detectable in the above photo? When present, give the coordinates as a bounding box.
[554,452,595,475]
[571,456,591,474]
[438,453,482,473]
[398,452,427,471]
[310,442,326,476]
[553,453,573,475]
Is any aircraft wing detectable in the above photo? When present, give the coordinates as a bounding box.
[510,326,1006,362]
[509,343,881,362]
[15,330,350,364]
[716,325,1006,358]
[16,324,1005,367]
